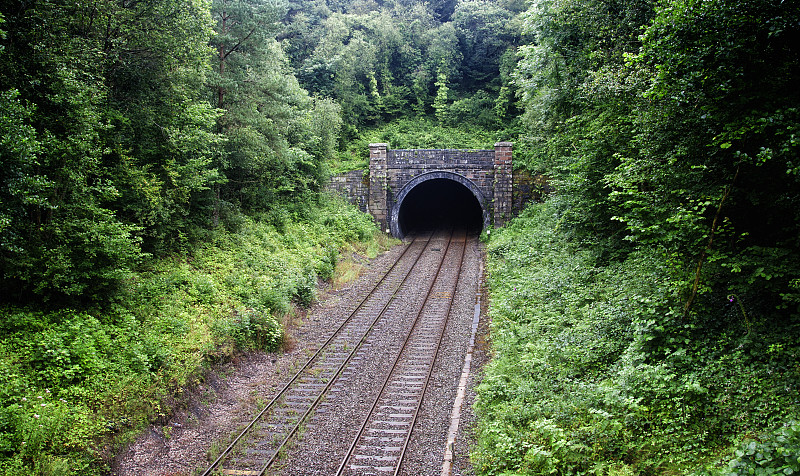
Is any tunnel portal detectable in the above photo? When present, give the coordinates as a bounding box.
[392,175,486,238]
[351,143,513,238]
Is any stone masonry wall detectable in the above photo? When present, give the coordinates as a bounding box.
[512,169,552,215]
[328,143,514,236]
[493,142,513,227]
[327,165,545,223]
[384,149,496,227]
[327,169,368,213]
[369,144,389,231]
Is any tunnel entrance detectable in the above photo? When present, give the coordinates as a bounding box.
[395,177,484,237]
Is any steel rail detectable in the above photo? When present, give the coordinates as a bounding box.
[392,232,468,476]
[255,232,441,473]
[335,230,466,476]
[201,233,431,476]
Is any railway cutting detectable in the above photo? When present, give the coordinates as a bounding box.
[200,229,484,476]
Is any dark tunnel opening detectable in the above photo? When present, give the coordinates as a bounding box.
[397,178,483,236]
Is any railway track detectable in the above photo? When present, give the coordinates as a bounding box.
[336,231,468,475]
[201,229,474,476]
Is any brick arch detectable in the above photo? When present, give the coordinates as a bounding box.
[389,171,489,238]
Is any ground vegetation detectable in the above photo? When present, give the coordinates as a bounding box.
[473,0,800,473]
[1,0,798,473]
[0,0,378,471]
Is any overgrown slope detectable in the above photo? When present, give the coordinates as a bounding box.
[474,199,800,474]
[472,0,800,471]
[0,196,381,474]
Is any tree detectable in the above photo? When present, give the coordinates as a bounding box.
[0,0,222,301]
[432,63,451,124]
[210,0,343,214]
[515,0,656,250]
[97,0,222,253]
[0,2,147,302]
[452,0,519,93]
[611,0,800,314]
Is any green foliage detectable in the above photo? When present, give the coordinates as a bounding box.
[0,0,353,303]
[331,117,503,174]
[514,0,656,256]
[721,422,800,476]
[475,201,800,474]
[211,308,283,351]
[95,0,222,254]
[0,83,144,301]
[451,0,520,90]
[209,0,341,213]
[0,0,217,300]
[433,65,451,124]
[443,90,500,129]
[281,0,522,129]
[0,309,166,473]
[0,195,378,473]
[612,0,800,316]
[489,0,800,472]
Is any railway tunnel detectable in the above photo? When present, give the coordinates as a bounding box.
[350,142,513,239]
[391,173,487,238]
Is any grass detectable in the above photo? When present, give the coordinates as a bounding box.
[332,260,367,290]
[0,194,391,475]
[332,232,398,289]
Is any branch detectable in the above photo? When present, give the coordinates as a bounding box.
[222,25,259,61]
[682,165,740,318]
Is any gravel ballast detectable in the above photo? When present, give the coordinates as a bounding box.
[113,235,489,476]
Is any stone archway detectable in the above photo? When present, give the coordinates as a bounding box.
[389,171,489,238]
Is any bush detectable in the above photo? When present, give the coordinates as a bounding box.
[443,91,499,129]
[474,199,800,475]
[212,308,283,351]
[719,422,800,476]
[0,194,380,473]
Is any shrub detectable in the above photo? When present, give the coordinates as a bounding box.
[721,422,800,476]
[474,199,800,474]
[212,308,283,351]
[0,195,380,473]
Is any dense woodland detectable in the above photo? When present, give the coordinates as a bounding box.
[0,0,798,474]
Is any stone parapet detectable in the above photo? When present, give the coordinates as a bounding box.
[387,149,495,167]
